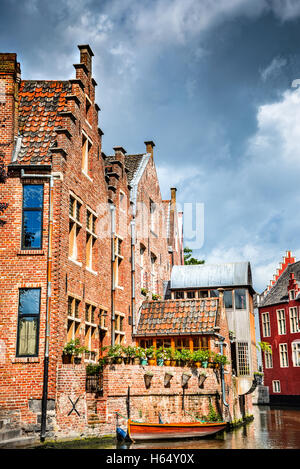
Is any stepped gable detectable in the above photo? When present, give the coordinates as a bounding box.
[135,298,219,336]
[17,80,71,164]
[260,260,300,307]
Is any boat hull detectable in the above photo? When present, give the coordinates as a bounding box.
[128,420,227,441]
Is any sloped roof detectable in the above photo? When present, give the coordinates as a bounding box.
[16,80,71,164]
[125,154,145,183]
[135,298,219,336]
[171,262,252,290]
[260,261,300,307]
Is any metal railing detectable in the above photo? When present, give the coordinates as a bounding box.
[86,373,103,395]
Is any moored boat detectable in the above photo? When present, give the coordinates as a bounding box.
[127,419,227,441]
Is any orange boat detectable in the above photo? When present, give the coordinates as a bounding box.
[127,419,227,441]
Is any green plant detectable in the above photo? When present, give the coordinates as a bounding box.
[184,247,205,265]
[214,353,230,366]
[257,341,272,354]
[123,345,137,358]
[206,400,222,422]
[63,339,88,357]
[145,346,155,358]
[141,288,148,297]
[106,344,124,358]
[135,346,147,359]
[152,294,161,300]
[86,363,102,376]
[191,349,210,363]
[180,348,192,363]
[155,346,166,360]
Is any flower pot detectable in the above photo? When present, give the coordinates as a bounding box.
[74,356,81,364]
[170,360,176,367]
[198,375,207,387]
[133,357,140,365]
[115,357,123,364]
[123,357,131,365]
[157,358,164,366]
[62,354,72,364]
[202,361,208,368]
[148,358,156,366]
[140,358,148,365]
[164,360,171,366]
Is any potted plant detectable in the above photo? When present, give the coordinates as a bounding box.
[145,346,156,365]
[180,348,192,367]
[136,347,148,365]
[123,345,136,364]
[152,293,161,301]
[174,349,183,366]
[106,344,124,364]
[62,339,88,364]
[199,349,210,368]
[141,288,148,297]
[163,347,173,366]
[191,350,202,368]
[213,353,229,368]
[155,346,165,366]
[198,371,208,387]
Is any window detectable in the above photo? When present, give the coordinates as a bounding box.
[235,289,247,309]
[175,291,184,299]
[140,245,146,288]
[187,291,195,299]
[99,308,108,331]
[16,288,41,357]
[69,195,82,261]
[139,339,153,349]
[237,341,251,376]
[86,208,97,271]
[289,307,299,333]
[150,199,156,233]
[289,290,295,300]
[210,290,219,298]
[224,290,233,309]
[277,309,286,335]
[262,312,271,337]
[115,312,125,344]
[84,303,97,362]
[114,236,123,288]
[150,253,157,293]
[85,94,92,125]
[199,290,209,298]
[67,296,81,342]
[156,339,171,349]
[22,185,43,249]
[119,191,126,212]
[292,342,300,367]
[264,347,273,368]
[272,380,281,393]
[175,337,190,351]
[82,133,92,175]
[279,343,288,367]
[192,336,209,351]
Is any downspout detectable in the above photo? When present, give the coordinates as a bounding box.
[214,333,229,409]
[130,220,136,334]
[110,204,116,346]
[20,169,53,441]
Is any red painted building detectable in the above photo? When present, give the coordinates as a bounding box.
[258,253,300,405]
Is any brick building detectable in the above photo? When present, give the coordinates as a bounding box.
[0,46,184,443]
[258,253,300,405]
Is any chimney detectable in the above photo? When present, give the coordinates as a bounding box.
[170,187,177,206]
[0,53,21,165]
[144,140,155,159]
[113,146,126,165]
[78,44,94,76]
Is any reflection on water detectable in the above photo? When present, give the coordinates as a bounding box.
[40,406,300,450]
[116,406,300,450]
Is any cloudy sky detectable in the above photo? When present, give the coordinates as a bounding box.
[2,0,300,293]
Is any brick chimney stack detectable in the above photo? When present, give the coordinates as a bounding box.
[144,140,155,159]
[113,146,126,166]
[170,187,177,206]
[78,44,94,76]
[0,53,21,164]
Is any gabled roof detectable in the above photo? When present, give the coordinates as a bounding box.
[124,154,145,184]
[259,261,300,307]
[171,262,253,290]
[15,80,71,164]
[135,298,219,336]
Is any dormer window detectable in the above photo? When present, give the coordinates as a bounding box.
[290,290,295,301]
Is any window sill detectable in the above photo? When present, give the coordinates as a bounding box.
[86,266,98,276]
[17,249,45,256]
[115,285,124,290]
[82,170,93,182]
[12,357,40,364]
[68,257,82,267]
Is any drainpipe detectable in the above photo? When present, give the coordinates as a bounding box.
[110,204,116,346]
[130,221,136,334]
[214,333,229,409]
[20,169,53,441]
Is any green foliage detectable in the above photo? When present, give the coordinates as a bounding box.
[257,341,272,354]
[145,346,155,358]
[184,247,205,265]
[141,288,148,296]
[152,293,161,300]
[63,339,88,356]
[86,363,102,376]
[106,344,124,358]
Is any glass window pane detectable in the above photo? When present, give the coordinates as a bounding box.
[23,211,42,248]
[19,289,40,315]
[17,317,38,356]
[210,290,219,298]
[235,289,247,309]
[23,185,43,208]
[224,290,233,308]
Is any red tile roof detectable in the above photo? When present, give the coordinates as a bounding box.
[17,80,71,164]
[135,298,219,336]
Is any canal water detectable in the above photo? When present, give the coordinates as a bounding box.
[41,405,300,450]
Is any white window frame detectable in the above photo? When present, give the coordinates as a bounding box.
[289,307,299,334]
[289,289,295,301]
[69,193,83,263]
[264,347,273,369]
[272,380,281,393]
[86,207,98,273]
[277,309,286,335]
[292,342,300,367]
[82,131,93,177]
[279,343,289,368]
[262,312,271,337]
